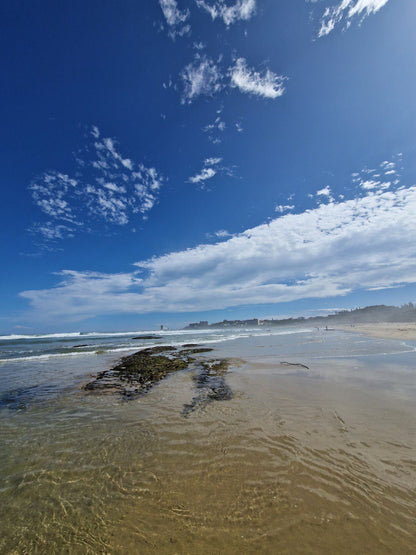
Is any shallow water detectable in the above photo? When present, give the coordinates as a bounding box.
[0,328,415,553]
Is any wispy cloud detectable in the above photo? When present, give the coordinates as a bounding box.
[181,55,223,104]
[159,0,190,38]
[30,222,76,241]
[203,117,226,133]
[188,156,224,186]
[229,58,287,99]
[202,109,227,143]
[316,0,390,37]
[21,177,416,321]
[180,55,287,103]
[214,229,232,238]
[195,0,256,26]
[29,126,164,241]
[275,204,295,214]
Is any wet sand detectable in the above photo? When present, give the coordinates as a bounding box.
[1,328,416,553]
[335,321,416,341]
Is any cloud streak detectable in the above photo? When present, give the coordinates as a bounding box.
[317,0,390,37]
[21,181,416,321]
[229,58,287,99]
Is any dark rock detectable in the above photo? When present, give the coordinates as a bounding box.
[182,359,232,416]
[179,347,213,355]
[280,361,310,370]
[139,346,176,355]
[131,335,162,340]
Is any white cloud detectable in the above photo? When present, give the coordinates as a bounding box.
[91,125,100,139]
[189,167,217,184]
[21,185,416,320]
[181,56,223,103]
[205,156,222,165]
[316,186,332,197]
[188,157,223,185]
[358,179,390,191]
[275,204,295,214]
[159,0,190,38]
[214,229,232,238]
[381,160,396,173]
[229,58,287,99]
[315,186,335,203]
[196,0,256,26]
[317,0,390,37]
[178,55,286,104]
[30,127,165,241]
[359,180,380,190]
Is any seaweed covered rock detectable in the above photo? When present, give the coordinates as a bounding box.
[84,345,234,411]
[84,346,188,398]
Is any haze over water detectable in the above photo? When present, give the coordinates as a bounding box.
[1,327,415,553]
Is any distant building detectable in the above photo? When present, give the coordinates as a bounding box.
[160,325,168,330]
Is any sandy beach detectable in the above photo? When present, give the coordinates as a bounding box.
[335,321,416,341]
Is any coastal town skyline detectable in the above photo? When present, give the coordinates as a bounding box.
[2,0,416,333]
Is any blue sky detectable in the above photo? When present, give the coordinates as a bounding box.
[1,0,416,333]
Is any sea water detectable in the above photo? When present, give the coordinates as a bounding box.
[0,327,415,553]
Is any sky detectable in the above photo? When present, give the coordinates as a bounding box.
[1,0,416,333]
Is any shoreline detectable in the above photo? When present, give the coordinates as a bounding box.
[333,322,416,341]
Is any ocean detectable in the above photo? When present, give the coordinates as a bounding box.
[1,326,415,552]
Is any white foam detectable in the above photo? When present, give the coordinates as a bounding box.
[0,331,157,341]
[0,326,313,363]
[0,326,312,342]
